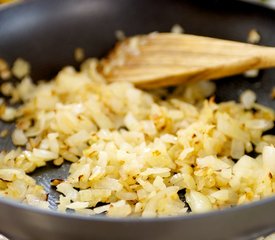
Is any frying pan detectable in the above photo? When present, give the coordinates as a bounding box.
[1,0,275,239]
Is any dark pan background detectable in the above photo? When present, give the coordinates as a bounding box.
[0,0,275,240]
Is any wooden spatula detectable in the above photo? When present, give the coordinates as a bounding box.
[100,33,275,88]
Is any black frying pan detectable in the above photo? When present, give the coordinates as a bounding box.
[1,0,275,239]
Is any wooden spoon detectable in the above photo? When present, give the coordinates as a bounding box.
[100,33,275,88]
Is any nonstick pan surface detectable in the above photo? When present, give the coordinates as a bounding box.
[1,0,275,239]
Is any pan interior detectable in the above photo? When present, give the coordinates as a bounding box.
[0,0,275,211]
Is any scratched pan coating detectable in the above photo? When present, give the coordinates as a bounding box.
[0,0,275,240]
